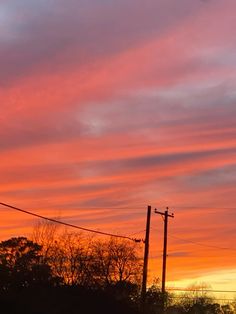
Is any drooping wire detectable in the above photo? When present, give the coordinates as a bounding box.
[0,202,142,243]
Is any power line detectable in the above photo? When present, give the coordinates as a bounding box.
[150,224,236,252]
[171,296,235,302]
[128,229,146,237]
[169,234,236,252]
[0,202,142,243]
[57,206,145,210]
[172,206,236,210]
[167,288,236,293]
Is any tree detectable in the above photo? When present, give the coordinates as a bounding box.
[32,221,142,291]
[32,218,59,263]
[47,231,94,286]
[0,237,56,290]
[91,238,142,288]
[144,282,173,314]
[109,238,142,284]
[221,304,234,314]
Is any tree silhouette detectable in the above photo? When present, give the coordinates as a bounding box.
[0,235,234,314]
[0,237,56,290]
[47,231,93,286]
[91,238,142,288]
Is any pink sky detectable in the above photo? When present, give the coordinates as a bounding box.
[0,0,236,295]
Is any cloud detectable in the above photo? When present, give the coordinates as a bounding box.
[168,251,191,258]
[0,0,207,86]
[0,108,82,151]
[0,0,236,289]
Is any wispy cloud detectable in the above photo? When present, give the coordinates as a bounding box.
[0,0,236,289]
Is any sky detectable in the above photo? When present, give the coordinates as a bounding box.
[0,0,236,297]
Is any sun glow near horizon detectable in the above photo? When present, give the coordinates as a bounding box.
[0,0,236,297]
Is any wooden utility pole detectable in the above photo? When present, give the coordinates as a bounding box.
[141,205,151,302]
[154,208,174,294]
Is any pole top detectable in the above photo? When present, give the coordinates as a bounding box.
[154,208,174,218]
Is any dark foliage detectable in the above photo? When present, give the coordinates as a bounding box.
[0,237,59,291]
[0,287,141,314]
[0,236,234,314]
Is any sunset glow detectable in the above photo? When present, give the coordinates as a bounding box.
[0,0,236,298]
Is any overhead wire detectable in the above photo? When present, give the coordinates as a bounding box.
[171,206,236,210]
[153,212,236,252]
[1,201,236,248]
[1,201,236,293]
[171,296,235,302]
[169,234,236,252]
[166,288,236,293]
[72,207,144,210]
[0,202,142,243]
[128,229,146,237]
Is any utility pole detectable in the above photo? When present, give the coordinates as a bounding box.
[141,205,152,303]
[154,207,174,294]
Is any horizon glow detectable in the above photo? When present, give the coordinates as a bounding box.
[0,0,236,296]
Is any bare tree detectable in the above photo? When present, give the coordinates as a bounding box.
[31,221,142,289]
[91,239,114,286]
[91,238,142,287]
[110,238,142,284]
[45,231,94,286]
[32,219,59,262]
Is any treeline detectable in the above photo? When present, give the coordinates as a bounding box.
[0,222,235,314]
[0,221,143,314]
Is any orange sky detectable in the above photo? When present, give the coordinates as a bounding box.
[0,0,236,297]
